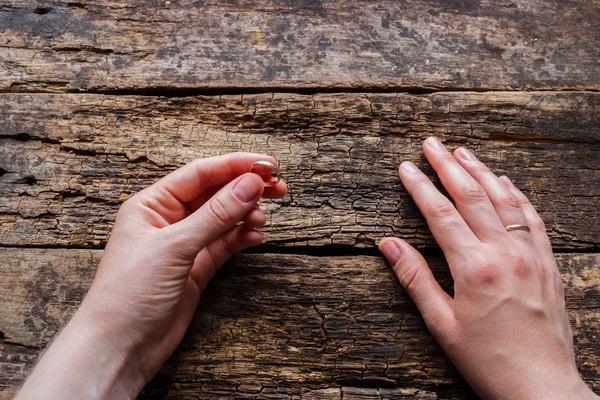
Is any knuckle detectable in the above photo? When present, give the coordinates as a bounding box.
[529,301,549,319]
[457,182,488,203]
[207,196,236,227]
[476,264,500,286]
[498,192,521,210]
[530,215,547,232]
[428,197,457,219]
[472,164,492,179]
[516,191,531,205]
[501,245,534,279]
[438,217,468,239]
[468,256,501,287]
[510,255,532,279]
[397,263,423,295]
[412,176,433,192]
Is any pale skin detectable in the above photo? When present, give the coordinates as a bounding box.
[16,142,598,399]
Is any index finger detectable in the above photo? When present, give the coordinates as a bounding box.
[149,152,286,204]
[399,161,480,269]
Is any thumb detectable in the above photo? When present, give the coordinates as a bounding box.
[379,238,454,338]
[164,173,264,261]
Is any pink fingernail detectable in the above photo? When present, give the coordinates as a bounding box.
[401,162,419,173]
[233,174,262,202]
[457,147,474,161]
[426,137,445,150]
[379,239,402,265]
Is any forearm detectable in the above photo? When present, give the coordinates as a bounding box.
[16,308,143,400]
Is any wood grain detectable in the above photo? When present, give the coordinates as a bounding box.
[1,92,599,249]
[1,0,599,92]
[1,249,599,398]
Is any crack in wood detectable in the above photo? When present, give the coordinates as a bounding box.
[0,249,598,398]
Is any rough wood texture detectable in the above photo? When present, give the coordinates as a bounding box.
[2,1,599,398]
[1,249,599,399]
[1,0,599,92]
[1,92,599,249]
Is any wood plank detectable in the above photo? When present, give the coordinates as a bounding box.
[1,92,599,249]
[1,249,599,398]
[1,0,599,92]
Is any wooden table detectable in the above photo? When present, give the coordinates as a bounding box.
[1,1,599,398]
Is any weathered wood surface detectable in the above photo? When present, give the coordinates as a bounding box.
[1,0,599,92]
[1,92,599,249]
[1,249,599,399]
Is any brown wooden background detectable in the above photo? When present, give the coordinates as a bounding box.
[1,1,599,398]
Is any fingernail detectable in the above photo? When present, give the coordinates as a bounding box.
[401,162,419,173]
[233,174,262,202]
[501,176,516,188]
[426,137,444,150]
[379,239,402,265]
[457,147,474,161]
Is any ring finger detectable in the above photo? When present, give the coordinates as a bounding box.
[453,147,531,242]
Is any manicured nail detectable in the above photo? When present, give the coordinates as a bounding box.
[457,147,474,161]
[379,239,402,265]
[500,176,516,188]
[426,137,444,150]
[401,162,419,173]
[233,174,262,202]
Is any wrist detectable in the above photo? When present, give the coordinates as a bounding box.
[75,306,146,395]
[17,306,145,399]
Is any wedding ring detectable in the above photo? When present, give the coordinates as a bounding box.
[505,224,531,233]
[249,161,281,187]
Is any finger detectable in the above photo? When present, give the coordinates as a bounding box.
[262,179,288,199]
[137,152,286,224]
[164,173,264,261]
[153,152,277,203]
[186,179,287,213]
[243,206,267,227]
[422,137,505,242]
[399,161,479,269]
[379,238,454,340]
[453,147,531,242]
[500,176,555,265]
[499,176,565,306]
[189,225,263,292]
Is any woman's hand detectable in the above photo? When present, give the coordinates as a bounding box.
[379,138,597,399]
[17,153,287,399]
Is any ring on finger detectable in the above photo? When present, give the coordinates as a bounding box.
[505,224,531,233]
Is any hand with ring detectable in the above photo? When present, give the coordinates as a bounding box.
[380,137,597,399]
[16,153,287,399]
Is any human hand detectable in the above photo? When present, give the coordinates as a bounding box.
[379,138,597,399]
[17,153,287,399]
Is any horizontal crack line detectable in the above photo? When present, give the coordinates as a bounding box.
[1,86,600,97]
[0,244,598,257]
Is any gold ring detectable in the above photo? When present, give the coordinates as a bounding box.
[505,224,531,233]
[249,161,281,188]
